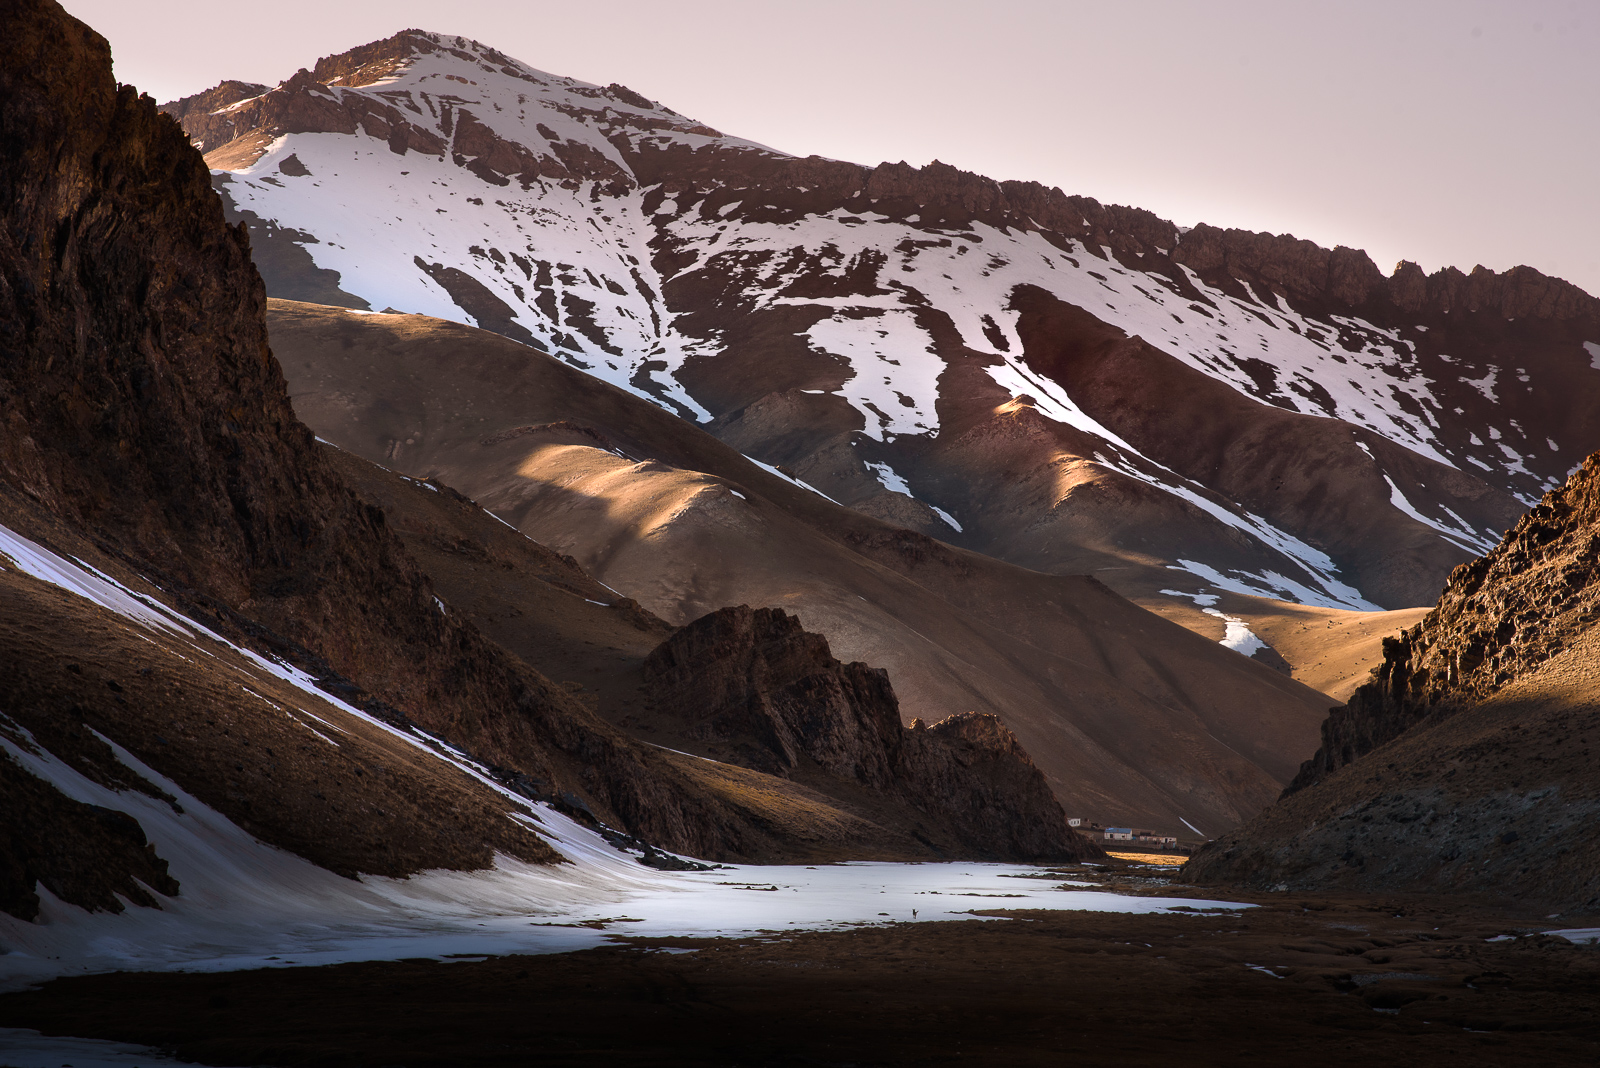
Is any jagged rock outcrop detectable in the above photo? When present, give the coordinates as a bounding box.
[1,0,1081,876]
[154,79,266,131]
[1288,453,1600,791]
[1184,455,1600,911]
[644,606,1095,860]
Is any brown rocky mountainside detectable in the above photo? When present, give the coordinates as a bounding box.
[161,29,1600,631]
[1185,454,1600,913]
[0,0,1089,900]
[643,606,1071,860]
[314,444,1091,862]
[270,298,1339,838]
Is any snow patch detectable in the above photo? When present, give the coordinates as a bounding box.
[1202,608,1266,657]
[1463,368,1499,402]
[743,454,840,504]
[0,727,1251,991]
[807,310,941,441]
[864,460,913,497]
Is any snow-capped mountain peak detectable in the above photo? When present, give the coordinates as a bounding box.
[165,32,1600,612]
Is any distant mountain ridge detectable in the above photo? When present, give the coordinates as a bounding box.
[162,29,1600,620]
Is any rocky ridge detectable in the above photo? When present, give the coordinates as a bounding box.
[1184,453,1600,911]
[644,606,1084,860]
[1288,453,1600,791]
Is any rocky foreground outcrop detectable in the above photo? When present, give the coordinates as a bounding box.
[1286,454,1600,793]
[1185,456,1600,913]
[0,0,1078,886]
[645,606,1092,860]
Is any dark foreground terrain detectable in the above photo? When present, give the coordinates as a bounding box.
[4,871,1596,1067]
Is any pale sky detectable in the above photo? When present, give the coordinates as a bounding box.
[62,0,1600,296]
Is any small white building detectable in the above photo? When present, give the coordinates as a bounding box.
[1104,827,1133,841]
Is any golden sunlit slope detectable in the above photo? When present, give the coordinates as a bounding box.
[318,443,1058,863]
[1139,593,1431,703]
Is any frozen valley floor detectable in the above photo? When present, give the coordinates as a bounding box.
[2,868,1597,1068]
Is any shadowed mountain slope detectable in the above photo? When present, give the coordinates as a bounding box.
[1185,454,1600,913]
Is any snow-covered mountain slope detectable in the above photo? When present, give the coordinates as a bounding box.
[167,30,1600,611]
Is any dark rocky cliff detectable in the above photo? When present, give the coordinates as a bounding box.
[0,0,584,801]
[645,606,1094,861]
[1184,455,1600,912]
[0,0,690,866]
[1288,453,1600,793]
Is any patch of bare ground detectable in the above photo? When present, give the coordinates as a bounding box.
[2,880,1595,1066]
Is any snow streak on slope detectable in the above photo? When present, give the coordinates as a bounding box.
[224,134,711,419]
[0,526,190,637]
[1159,589,1268,659]
[669,210,1457,460]
[1383,475,1498,554]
